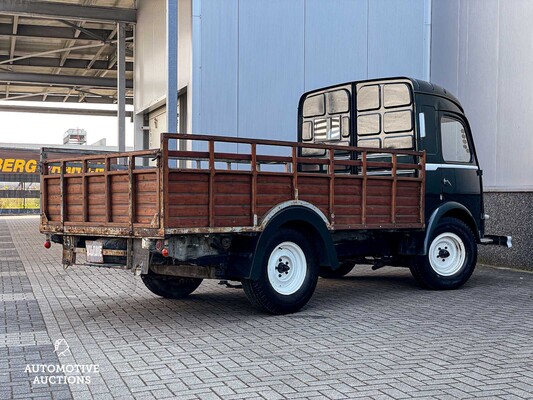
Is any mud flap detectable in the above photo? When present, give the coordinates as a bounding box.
[62,236,77,268]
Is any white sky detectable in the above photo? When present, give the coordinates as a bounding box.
[0,101,134,147]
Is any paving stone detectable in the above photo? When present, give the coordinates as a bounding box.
[1,216,532,399]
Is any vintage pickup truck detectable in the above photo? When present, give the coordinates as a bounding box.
[40,77,510,314]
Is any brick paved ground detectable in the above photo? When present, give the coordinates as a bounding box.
[1,215,532,400]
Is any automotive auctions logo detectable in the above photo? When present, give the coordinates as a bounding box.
[25,339,99,385]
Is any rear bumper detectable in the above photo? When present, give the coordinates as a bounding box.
[480,235,512,248]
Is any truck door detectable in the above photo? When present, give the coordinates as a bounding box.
[438,113,482,219]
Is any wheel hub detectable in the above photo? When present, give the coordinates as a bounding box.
[267,242,307,296]
[428,232,466,276]
[438,248,451,259]
[276,260,290,274]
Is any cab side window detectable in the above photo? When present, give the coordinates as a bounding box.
[441,116,472,163]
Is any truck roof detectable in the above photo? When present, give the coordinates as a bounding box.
[409,78,463,111]
[301,77,463,112]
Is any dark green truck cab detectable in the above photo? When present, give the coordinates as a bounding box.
[299,77,511,287]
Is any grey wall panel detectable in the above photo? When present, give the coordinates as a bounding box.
[135,0,167,112]
[430,0,459,96]
[432,0,533,190]
[304,0,368,91]
[459,0,499,187]
[196,0,238,138]
[238,0,305,143]
[367,0,426,79]
[193,0,428,154]
[496,2,533,190]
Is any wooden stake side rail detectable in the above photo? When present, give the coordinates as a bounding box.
[40,148,163,237]
[162,133,426,234]
[39,133,425,238]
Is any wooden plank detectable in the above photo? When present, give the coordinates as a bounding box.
[65,194,83,204]
[214,182,252,194]
[168,171,209,182]
[46,195,61,204]
[335,196,362,206]
[135,180,158,192]
[335,216,362,225]
[215,216,252,227]
[365,195,418,207]
[257,185,292,195]
[168,181,209,194]
[257,194,292,205]
[396,206,421,216]
[168,205,209,217]
[46,181,61,195]
[135,193,159,204]
[167,216,208,228]
[366,205,392,216]
[87,194,106,205]
[167,194,208,205]
[214,205,252,217]
[214,194,250,206]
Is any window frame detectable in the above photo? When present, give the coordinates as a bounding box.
[439,114,474,164]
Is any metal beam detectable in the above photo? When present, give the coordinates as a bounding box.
[9,16,19,61]
[117,23,126,152]
[86,27,117,71]
[0,104,133,117]
[0,1,136,24]
[0,23,116,42]
[0,71,133,89]
[0,56,133,72]
[58,20,107,43]
[0,93,133,104]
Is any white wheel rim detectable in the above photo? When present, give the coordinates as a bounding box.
[267,241,307,295]
[429,232,466,276]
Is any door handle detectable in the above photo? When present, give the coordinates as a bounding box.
[442,178,452,187]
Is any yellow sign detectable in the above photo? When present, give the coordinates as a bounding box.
[0,158,37,173]
[0,158,105,174]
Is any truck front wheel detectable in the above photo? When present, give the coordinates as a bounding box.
[141,270,203,299]
[410,217,477,290]
[243,229,319,315]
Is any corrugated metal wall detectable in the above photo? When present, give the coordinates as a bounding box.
[135,0,167,112]
[431,0,533,191]
[136,0,193,135]
[193,0,429,145]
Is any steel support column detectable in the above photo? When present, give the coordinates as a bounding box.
[166,0,178,136]
[117,22,126,153]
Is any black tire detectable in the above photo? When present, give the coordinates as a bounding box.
[410,217,477,290]
[319,262,355,279]
[242,228,319,315]
[141,269,203,299]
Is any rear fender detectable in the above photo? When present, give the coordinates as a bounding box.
[248,202,338,280]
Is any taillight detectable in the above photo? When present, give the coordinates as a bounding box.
[161,248,169,257]
[44,240,51,249]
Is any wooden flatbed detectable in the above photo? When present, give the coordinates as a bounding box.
[40,133,426,238]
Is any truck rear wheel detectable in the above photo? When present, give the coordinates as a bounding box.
[410,217,477,290]
[243,228,318,315]
[141,270,203,299]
